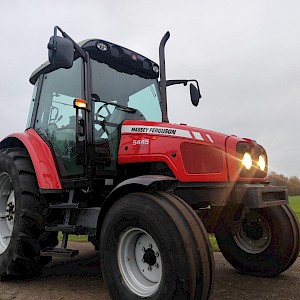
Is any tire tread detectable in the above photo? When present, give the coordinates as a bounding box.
[0,147,57,279]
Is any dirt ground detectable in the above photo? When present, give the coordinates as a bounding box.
[0,242,299,300]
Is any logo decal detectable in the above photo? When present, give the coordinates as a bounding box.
[122,125,214,143]
[122,125,192,139]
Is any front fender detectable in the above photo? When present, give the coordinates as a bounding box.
[96,175,177,241]
[0,129,62,190]
[108,175,177,200]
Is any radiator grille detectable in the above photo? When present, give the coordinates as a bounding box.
[181,143,223,174]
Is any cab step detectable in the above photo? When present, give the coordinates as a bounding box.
[49,202,79,209]
[40,247,79,257]
[45,224,79,232]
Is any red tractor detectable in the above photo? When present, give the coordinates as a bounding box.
[0,26,298,299]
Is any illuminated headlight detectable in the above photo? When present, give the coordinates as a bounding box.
[258,155,266,171]
[237,141,268,179]
[242,152,252,170]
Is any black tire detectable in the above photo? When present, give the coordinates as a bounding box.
[100,191,214,300]
[0,148,57,280]
[215,204,300,277]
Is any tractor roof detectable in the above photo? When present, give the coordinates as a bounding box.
[29,39,159,85]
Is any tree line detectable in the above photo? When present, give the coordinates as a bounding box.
[267,171,300,196]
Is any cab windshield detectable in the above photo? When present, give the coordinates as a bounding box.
[91,58,162,122]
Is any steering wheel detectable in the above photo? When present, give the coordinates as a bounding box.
[95,103,112,121]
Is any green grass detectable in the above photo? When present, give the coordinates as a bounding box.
[209,235,219,252]
[58,232,88,243]
[289,195,300,220]
[58,196,300,252]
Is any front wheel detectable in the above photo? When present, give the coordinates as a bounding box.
[215,205,300,277]
[100,192,214,299]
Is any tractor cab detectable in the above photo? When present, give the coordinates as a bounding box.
[28,31,163,187]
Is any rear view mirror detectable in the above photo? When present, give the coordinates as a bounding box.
[48,35,74,69]
[190,83,201,107]
[165,79,201,107]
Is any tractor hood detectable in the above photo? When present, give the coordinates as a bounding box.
[119,120,267,183]
[121,120,230,147]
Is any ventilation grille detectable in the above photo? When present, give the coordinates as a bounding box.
[181,143,223,174]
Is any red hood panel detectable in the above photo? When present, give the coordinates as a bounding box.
[119,120,232,182]
[119,120,266,183]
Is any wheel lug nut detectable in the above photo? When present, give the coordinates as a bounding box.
[155,263,159,268]
[142,259,144,263]
[148,266,152,271]
[142,247,145,252]
[149,244,152,249]
[155,252,159,257]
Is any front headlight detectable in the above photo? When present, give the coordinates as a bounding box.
[257,155,266,172]
[237,142,268,178]
[242,152,252,170]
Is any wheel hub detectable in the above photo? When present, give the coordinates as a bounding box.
[242,221,263,240]
[0,172,14,254]
[234,210,271,254]
[6,202,15,222]
[143,248,156,266]
[118,228,162,297]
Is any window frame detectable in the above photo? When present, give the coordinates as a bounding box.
[31,57,90,185]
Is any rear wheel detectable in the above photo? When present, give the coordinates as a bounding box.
[100,192,214,299]
[0,148,57,280]
[215,205,300,277]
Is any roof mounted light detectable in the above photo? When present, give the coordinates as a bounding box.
[97,42,108,52]
[131,53,138,61]
[153,65,159,73]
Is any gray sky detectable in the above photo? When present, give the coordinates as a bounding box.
[0,0,299,178]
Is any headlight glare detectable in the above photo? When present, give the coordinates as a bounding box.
[237,142,268,178]
[242,152,252,170]
[258,155,266,171]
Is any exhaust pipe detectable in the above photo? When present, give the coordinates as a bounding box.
[159,31,170,123]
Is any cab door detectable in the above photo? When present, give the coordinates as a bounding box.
[33,58,88,184]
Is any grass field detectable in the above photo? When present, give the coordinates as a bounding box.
[58,232,88,242]
[59,196,300,253]
[289,195,300,220]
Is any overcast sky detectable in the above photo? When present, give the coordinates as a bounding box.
[0,0,299,178]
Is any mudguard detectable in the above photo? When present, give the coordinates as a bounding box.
[0,129,62,190]
[96,175,177,236]
[108,175,177,200]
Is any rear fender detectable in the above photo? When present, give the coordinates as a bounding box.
[95,175,177,240]
[0,129,62,190]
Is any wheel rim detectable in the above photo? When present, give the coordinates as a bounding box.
[0,172,14,254]
[118,228,162,297]
[233,210,271,254]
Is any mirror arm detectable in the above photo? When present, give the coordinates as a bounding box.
[166,80,188,87]
[54,26,87,61]
[165,79,199,88]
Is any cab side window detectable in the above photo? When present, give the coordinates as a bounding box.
[34,58,84,177]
